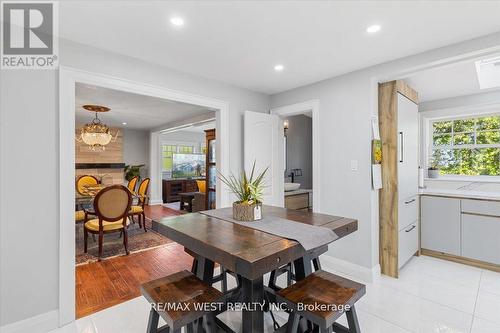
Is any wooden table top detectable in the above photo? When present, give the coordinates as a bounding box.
[155,206,357,280]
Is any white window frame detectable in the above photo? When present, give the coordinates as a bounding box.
[427,112,500,179]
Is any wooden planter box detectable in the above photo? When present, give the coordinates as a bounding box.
[233,202,262,221]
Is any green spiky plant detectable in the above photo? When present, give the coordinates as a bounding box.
[218,161,268,204]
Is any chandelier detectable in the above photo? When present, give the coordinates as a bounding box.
[77,105,118,151]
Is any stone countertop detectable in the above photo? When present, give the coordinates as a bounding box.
[284,189,312,197]
[419,187,500,201]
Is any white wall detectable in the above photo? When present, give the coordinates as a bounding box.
[123,128,150,178]
[271,32,500,275]
[0,71,59,326]
[0,38,269,327]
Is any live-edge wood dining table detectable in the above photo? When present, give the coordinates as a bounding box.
[154,205,358,333]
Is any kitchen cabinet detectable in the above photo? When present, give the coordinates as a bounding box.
[462,213,500,265]
[421,196,461,255]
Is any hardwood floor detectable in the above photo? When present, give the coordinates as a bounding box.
[76,204,190,318]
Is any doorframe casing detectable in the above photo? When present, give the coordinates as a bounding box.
[59,66,230,326]
[270,99,320,212]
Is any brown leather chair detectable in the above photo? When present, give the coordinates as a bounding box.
[83,185,132,261]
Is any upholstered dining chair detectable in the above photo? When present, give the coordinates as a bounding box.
[127,176,139,194]
[76,175,99,195]
[129,178,150,232]
[83,185,132,261]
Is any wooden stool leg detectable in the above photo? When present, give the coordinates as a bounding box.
[191,258,198,274]
[286,312,300,333]
[268,269,278,290]
[143,213,147,232]
[320,326,332,333]
[146,308,159,333]
[286,263,293,286]
[312,257,322,271]
[204,313,217,333]
[186,323,194,333]
[221,267,228,293]
[346,305,361,333]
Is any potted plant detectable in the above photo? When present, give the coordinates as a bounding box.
[124,164,145,181]
[219,162,268,221]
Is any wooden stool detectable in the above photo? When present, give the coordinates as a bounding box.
[276,270,365,333]
[141,270,223,333]
[268,256,322,291]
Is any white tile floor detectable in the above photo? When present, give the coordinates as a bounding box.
[49,255,500,333]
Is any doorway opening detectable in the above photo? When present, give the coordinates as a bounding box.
[59,67,230,325]
[270,100,320,212]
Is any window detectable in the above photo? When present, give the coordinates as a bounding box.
[162,145,177,171]
[178,145,194,154]
[162,144,196,171]
[431,114,500,176]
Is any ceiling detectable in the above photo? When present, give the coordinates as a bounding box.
[60,1,500,94]
[404,56,500,102]
[75,83,213,130]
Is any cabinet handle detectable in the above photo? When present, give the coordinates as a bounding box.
[404,198,416,204]
[405,225,416,233]
[399,131,404,163]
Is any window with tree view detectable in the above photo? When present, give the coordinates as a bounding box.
[431,115,500,176]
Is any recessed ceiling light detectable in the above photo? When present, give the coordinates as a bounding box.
[274,64,284,72]
[170,17,184,26]
[122,122,127,125]
[366,24,381,33]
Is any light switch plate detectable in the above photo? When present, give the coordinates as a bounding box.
[351,160,358,171]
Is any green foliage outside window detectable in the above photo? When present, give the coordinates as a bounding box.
[431,115,500,176]
[162,145,176,170]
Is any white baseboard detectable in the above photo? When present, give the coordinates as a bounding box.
[320,255,380,283]
[0,310,59,333]
[148,199,164,205]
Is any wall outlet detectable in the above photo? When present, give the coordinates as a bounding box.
[350,160,358,171]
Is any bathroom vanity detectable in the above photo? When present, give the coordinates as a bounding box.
[284,189,312,211]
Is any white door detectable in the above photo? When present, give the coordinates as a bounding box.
[244,111,284,207]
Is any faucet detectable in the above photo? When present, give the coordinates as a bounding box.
[286,168,302,183]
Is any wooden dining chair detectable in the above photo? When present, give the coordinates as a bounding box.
[76,175,99,195]
[129,177,150,232]
[127,176,139,194]
[83,185,132,261]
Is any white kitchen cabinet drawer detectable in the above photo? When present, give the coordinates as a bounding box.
[461,199,500,217]
[399,221,418,268]
[398,195,418,231]
[421,196,461,255]
[462,213,500,265]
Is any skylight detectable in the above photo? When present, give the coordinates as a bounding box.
[475,56,500,89]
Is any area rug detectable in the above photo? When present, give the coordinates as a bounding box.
[75,218,173,265]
